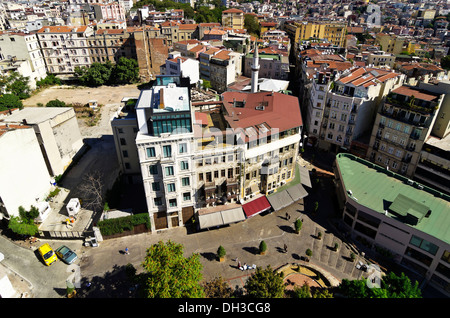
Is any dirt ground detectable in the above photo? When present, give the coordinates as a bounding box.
[23,84,141,108]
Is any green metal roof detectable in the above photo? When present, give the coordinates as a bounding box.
[336,153,450,244]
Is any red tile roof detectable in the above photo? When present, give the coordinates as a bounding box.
[391,86,440,102]
[222,8,244,13]
[221,91,302,141]
[37,26,88,33]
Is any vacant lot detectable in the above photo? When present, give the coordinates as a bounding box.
[23,84,141,108]
[23,84,141,137]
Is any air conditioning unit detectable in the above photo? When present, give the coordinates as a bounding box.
[407,179,413,185]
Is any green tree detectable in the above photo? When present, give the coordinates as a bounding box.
[335,272,422,298]
[36,73,61,88]
[217,245,226,259]
[292,282,311,298]
[244,14,260,36]
[202,276,234,298]
[381,272,422,298]
[140,240,204,298]
[440,55,450,70]
[0,94,23,111]
[111,57,139,84]
[244,265,285,298]
[8,206,39,236]
[46,99,66,107]
[75,61,113,87]
[0,72,31,99]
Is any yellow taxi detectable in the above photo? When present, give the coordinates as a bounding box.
[38,243,57,266]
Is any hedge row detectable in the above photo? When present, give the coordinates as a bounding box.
[98,213,150,236]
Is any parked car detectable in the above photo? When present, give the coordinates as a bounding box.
[38,243,57,266]
[55,245,78,264]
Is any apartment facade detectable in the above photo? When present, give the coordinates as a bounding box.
[375,33,406,55]
[135,76,196,231]
[87,28,136,63]
[311,67,405,152]
[296,21,347,47]
[37,25,94,76]
[0,31,46,88]
[160,52,199,85]
[221,8,244,30]
[221,91,303,198]
[334,153,450,297]
[244,49,289,81]
[209,49,242,93]
[367,85,444,178]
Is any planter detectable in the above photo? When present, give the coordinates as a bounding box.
[219,256,225,262]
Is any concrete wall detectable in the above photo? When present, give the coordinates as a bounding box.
[0,128,51,218]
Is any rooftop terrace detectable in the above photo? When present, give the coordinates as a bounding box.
[336,153,450,244]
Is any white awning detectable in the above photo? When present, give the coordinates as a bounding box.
[198,207,246,229]
[299,165,312,188]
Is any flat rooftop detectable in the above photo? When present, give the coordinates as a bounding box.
[336,153,450,244]
[3,107,73,124]
[136,85,190,113]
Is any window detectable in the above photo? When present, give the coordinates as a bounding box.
[152,182,160,191]
[169,199,177,207]
[120,138,126,146]
[163,145,172,157]
[180,161,189,170]
[182,177,190,186]
[179,143,187,153]
[183,192,191,201]
[149,165,158,175]
[410,235,439,256]
[167,183,176,192]
[122,150,128,158]
[154,197,162,206]
[146,147,156,158]
[165,166,174,176]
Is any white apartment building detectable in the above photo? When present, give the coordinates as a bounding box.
[0,124,52,221]
[0,31,47,88]
[160,52,200,85]
[4,107,84,177]
[135,76,196,231]
[308,67,405,152]
[36,25,94,77]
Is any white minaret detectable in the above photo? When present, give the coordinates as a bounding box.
[251,43,259,93]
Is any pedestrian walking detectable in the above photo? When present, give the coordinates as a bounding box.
[284,244,288,253]
[285,212,290,220]
[125,247,129,255]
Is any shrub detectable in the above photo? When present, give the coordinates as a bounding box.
[46,99,66,107]
[217,245,226,258]
[294,219,302,233]
[334,242,339,251]
[98,213,150,236]
[306,249,313,257]
[259,240,267,254]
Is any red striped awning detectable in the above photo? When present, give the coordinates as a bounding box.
[243,196,271,218]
